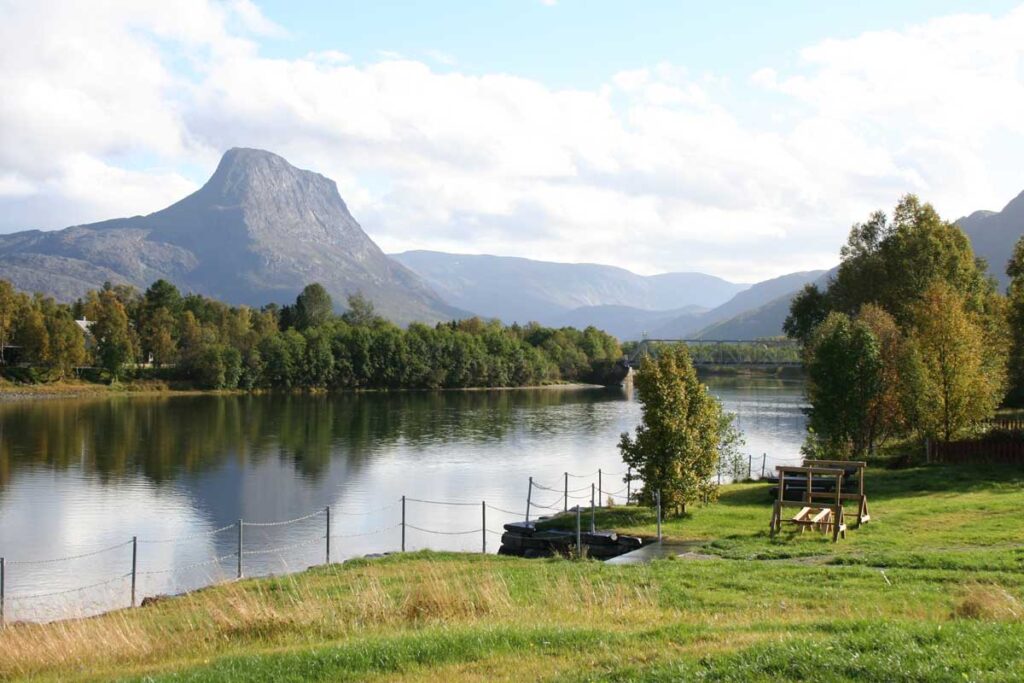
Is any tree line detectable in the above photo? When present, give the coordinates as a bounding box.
[0,280,623,390]
[785,194,1017,454]
[622,340,801,365]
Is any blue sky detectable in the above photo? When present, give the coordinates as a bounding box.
[257,1,1018,86]
[2,0,1024,281]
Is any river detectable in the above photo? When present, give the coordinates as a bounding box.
[0,375,806,621]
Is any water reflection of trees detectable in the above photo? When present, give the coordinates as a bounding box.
[0,388,625,491]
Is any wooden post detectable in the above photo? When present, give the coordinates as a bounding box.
[748,455,752,480]
[626,467,632,504]
[236,519,243,579]
[130,536,137,608]
[1,556,5,629]
[401,496,406,552]
[325,506,331,564]
[481,501,487,554]
[575,505,582,558]
[656,490,662,542]
[761,453,766,479]
[525,477,533,523]
[564,472,568,512]
[598,469,603,507]
[590,484,596,533]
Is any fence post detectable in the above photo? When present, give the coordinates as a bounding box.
[130,536,137,608]
[656,490,662,543]
[237,519,243,579]
[401,496,406,552]
[575,505,582,558]
[525,477,533,523]
[598,469,603,507]
[748,455,752,480]
[481,501,487,554]
[761,453,766,479]
[325,506,331,565]
[564,472,568,513]
[1,556,5,629]
[590,483,596,533]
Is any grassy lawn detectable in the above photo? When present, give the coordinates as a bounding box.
[2,463,1023,681]
[560,463,1024,571]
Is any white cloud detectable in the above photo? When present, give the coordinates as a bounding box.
[1,1,1023,282]
[305,50,351,65]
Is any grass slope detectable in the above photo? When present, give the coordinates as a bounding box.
[2,464,1022,681]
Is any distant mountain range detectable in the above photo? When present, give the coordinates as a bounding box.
[0,148,462,324]
[650,270,829,339]
[2,147,1020,340]
[392,248,829,340]
[390,251,747,325]
[957,189,1024,290]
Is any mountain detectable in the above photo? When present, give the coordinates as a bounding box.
[652,269,828,339]
[390,250,748,326]
[957,189,1024,290]
[555,304,707,341]
[0,149,462,324]
[692,295,796,340]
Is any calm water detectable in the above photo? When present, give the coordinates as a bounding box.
[0,376,806,621]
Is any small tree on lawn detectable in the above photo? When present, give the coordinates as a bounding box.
[618,345,730,514]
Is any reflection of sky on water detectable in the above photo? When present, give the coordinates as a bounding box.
[0,377,806,620]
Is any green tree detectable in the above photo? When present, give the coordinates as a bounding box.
[856,304,907,449]
[1006,236,1024,401]
[192,344,242,389]
[43,303,87,379]
[143,279,183,317]
[784,283,829,345]
[14,300,50,366]
[829,195,993,324]
[0,280,20,363]
[618,345,728,513]
[341,292,381,327]
[91,290,135,381]
[141,306,177,367]
[303,327,335,387]
[905,282,1007,441]
[294,283,333,330]
[803,312,884,457]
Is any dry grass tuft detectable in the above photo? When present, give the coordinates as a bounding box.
[401,565,511,622]
[953,584,1023,621]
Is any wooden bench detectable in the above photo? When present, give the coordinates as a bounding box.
[769,466,848,542]
[802,459,871,526]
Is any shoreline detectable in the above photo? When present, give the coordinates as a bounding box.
[0,380,611,404]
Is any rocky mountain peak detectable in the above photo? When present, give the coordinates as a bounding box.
[0,149,462,324]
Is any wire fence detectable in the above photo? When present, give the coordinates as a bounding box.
[0,453,797,626]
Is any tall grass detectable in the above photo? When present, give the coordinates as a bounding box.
[4,463,1024,680]
[0,555,659,679]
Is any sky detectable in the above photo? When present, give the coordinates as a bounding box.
[1,0,1023,282]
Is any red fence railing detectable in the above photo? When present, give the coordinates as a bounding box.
[929,438,1024,464]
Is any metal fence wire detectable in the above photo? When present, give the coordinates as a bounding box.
[0,457,760,627]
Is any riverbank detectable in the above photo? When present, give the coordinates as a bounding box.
[3,462,1021,681]
[0,378,608,403]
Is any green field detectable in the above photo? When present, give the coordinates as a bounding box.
[3,463,1023,681]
